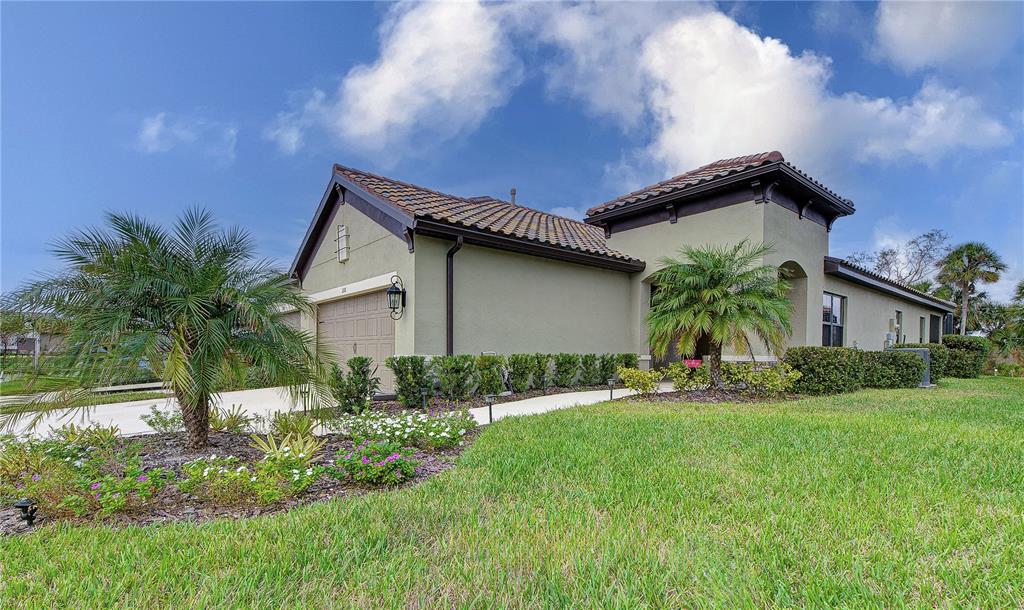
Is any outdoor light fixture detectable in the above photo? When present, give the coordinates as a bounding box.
[421,387,430,410]
[607,378,615,400]
[483,394,495,424]
[386,275,406,320]
[13,498,37,527]
[300,387,310,414]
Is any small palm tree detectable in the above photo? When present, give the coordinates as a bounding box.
[937,242,1006,335]
[648,241,792,388]
[5,209,330,449]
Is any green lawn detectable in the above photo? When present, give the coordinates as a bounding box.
[2,378,1022,608]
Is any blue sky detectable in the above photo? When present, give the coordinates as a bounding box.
[3,1,1022,300]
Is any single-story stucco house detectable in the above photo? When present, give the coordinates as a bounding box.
[286,151,954,391]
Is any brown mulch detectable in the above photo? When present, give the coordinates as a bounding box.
[1,429,476,535]
[622,389,797,404]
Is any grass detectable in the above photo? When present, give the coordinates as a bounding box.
[2,377,1022,608]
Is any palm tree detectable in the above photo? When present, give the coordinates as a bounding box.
[647,241,792,388]
[5,209,331,449]
[937,242,1006,335]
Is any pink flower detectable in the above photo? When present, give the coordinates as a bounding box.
[94,492,101,499]
[136,475,148,482]
[90,482,101,490]
[31,474,41,481]
[361,456,370,465]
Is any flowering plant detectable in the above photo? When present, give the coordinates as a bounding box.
[180,453,321,505]
[329,409,475,450]
[328,441,417,485]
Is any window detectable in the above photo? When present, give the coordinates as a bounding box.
[895,310,903,344]
[822,292,845,347]
[919,317,926,343]
[337,225,349,262]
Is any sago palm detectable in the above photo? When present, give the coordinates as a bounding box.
[4,208,331,449]
[648,241,792,388]
[937,242,1006,335]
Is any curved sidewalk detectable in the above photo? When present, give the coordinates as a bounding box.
[14,384,670,437]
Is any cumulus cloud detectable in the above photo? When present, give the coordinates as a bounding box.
[266,1,520,157]
[136,112,237,164]
[874,1,1023,72]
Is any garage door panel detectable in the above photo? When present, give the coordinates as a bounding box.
[318,290,395,392]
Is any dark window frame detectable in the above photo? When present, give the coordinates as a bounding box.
[822,292,846,347]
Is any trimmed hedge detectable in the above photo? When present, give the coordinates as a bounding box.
[432,355,476,400]
[861,351,925,389]
[783,347,863,395]
[579,354,602,385]
[475,354,506,396]
[901,343,949,381]
[507,354,534,393]
[553,353,581,387]
[385,355,431,408]
[942,335,991,378]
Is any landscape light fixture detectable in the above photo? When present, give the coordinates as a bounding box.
[607,378,615,400]
[484,394,495,424]
[421,387,430,410]
[386,275,407,320]
[13,498,38,527]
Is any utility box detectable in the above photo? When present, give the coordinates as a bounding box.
[890,347,932,387]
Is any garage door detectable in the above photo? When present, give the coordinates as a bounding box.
[317,290,395,393]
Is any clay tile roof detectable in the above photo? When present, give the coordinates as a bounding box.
[586,151,851,217]
[333,164,640,263]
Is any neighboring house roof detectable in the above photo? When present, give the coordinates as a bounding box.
[824,256,956,313]
[332,164,642,265]
[586,151,853,218]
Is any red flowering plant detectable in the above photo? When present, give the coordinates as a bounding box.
[327,441,418,485]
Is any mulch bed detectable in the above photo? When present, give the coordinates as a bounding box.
[374,384,623,414]
[622,389,797,403]
[1,429,476,536]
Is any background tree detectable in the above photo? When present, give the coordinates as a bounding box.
[0,310,29,367]
[937,242,1006,335]
[5,209,331,448]
[647,241,792,388]
[848,229,950,286]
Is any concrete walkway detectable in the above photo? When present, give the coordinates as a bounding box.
[15,384,669,437]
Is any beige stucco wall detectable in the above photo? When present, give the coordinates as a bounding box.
[824,276,945,350]
[298,200,416,356]
[412,236,633,355]
[607,200,775,359]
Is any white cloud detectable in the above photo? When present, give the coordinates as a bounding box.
[267,1,520,157]
[548,205,587,221]
[988,263,1022,304]
[136,112,237,164]
[629,12,1010,179]
[874,1,1023,72]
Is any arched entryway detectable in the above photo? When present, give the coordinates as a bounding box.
[779,261,808,347]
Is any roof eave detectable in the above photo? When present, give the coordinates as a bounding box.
[414,218,646,273]
[824,257,955,312]
[584,162,854,224]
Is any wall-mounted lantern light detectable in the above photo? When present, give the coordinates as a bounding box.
[387,275,407,320]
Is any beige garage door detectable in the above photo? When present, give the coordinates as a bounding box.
[317,290,395,392]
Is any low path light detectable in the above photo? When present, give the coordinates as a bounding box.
[14,498,38,527]
[607,378,615,400]
[421,387,430,410]
[484,394,494,424]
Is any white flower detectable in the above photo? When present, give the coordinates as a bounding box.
[210,454,217,460]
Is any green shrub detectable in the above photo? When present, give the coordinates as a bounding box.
[986,362,1024,377]
[618,367,662,397]
[179,453,319,506]
[745,363,801,397]
[720,362,755,387]
[475,354,506,396]
[432,355,476,401]
[598,354,618,383]
[507,354,534,393]
[331,356,382,414]
[861,351,926,389]
[668,362,710,391]
[269,411,316,440]
[140,405,184,434]
[617,353,639,370]
[579,354,602,385]
[531,354,552,390]
[942,335,991,378]
[901,343,949,381]
[49,423,120,448]
[328,441,417,486]
[553,353,581,387]
[783,347,863,395]
[385,356,431,408]
[209,404,255,433]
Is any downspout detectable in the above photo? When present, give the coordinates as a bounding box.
[446,236,464,355]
